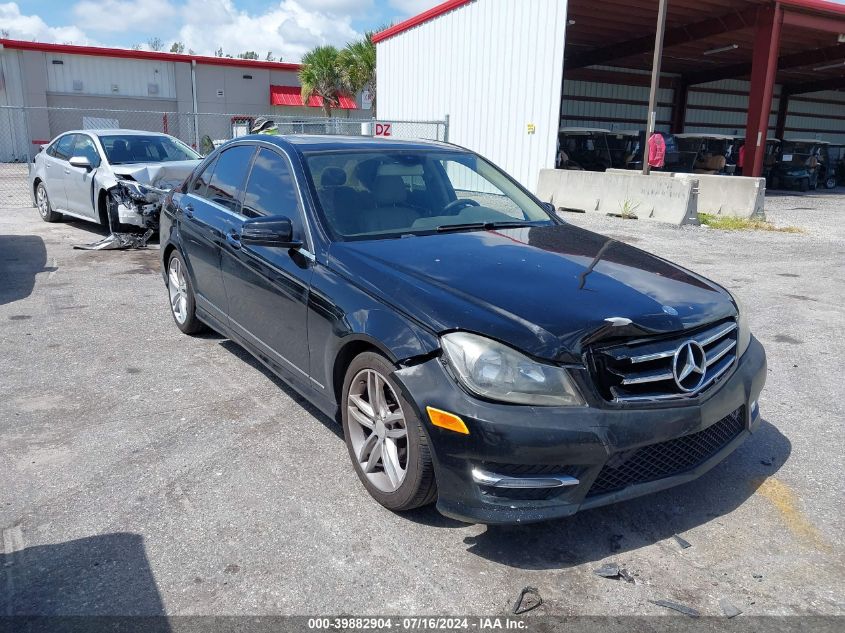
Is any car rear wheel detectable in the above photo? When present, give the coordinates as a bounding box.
[342,352,437,511]
[825,176,837,189]
[36,182,62,223]
[799,178,810,192]
[167,251,205,335]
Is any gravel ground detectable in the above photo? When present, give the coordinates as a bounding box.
[0,190,843,621]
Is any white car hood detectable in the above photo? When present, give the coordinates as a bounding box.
[111,160,200,190]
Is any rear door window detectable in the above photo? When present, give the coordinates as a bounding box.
[203,145,255,212]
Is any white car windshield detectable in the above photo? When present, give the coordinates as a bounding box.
[100,134,200,165]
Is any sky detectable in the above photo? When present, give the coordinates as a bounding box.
[0,0,444,61]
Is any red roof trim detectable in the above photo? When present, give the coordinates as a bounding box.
[0,38,301,71]
[270,85,357,109]
[372,0,474,44]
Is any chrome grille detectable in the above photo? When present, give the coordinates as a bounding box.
[591,319,738,403]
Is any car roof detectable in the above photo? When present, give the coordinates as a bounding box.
[61,129,176,137]
[250,134,458,153]
[674,133,736,140]
[784,138,829,145]
[559,127,611,134]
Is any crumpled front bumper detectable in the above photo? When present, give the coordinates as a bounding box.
[394,336,767,524]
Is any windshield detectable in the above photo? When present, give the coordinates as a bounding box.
[100,134,200,165]
[304,150,555,240]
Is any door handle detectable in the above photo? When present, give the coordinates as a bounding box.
[183,204,194,219]
[225,230,241,249]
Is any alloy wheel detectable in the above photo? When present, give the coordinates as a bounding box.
[36,185,49,218]
[168,257,189,324]
[347,368,409,492]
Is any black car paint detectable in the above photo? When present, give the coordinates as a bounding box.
[161,135,766,523]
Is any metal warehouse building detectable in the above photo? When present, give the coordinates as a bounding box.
[375,0,845,189]
[0,40,365,161]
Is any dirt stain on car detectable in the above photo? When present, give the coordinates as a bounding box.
[752,477,830,552]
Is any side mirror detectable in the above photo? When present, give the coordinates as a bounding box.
[542,201,557,215]
[69,155,92,171]
[241,216,302,249]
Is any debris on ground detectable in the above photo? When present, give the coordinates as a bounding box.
[74,229,154,251]
[752,574,764,581]
[649,599,700,618]
[673,534,692,549]
[593,562,635,583]
[512,586,543,614]
[719,598,743,618]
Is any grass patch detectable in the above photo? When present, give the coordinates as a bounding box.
[698,213,803,233]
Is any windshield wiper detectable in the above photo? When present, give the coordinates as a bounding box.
[435,221,535,233]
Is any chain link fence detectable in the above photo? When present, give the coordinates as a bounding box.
[0,105,449,208]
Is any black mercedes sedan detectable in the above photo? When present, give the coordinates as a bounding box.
[160,135,766,524]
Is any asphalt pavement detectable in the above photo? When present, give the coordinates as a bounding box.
[1,192,843,618]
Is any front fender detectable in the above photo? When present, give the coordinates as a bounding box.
[308,264,440,402]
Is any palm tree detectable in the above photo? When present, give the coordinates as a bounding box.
[299,46,344,118]
[339,33,377,116]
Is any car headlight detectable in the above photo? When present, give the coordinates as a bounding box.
[734,295,751,356]
[440,332,585,406]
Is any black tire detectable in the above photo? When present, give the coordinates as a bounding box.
[166,250,206,335]
[341,351,437,512]
[825,176,837,190]
[35,182,62,223]
[800,178,810,192]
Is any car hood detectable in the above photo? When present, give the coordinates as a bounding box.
[111,160,201,189]
[329,224,737,361]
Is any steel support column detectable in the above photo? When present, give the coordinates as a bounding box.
[775,89,790,140]
[745,3,783,178]
[671,79,688,134]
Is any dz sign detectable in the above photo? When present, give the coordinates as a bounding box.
[374,122,392,137]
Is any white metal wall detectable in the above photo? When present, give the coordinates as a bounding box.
[45,53,177,99]
[685,79,779,137]
[786,91,845,144]
[376,0,568,190]
[562,77,674,132]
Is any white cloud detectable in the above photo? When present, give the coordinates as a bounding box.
[0,2,93,43]
[177,0,361,61]
[72,0,177,33]
[388,0,442,16]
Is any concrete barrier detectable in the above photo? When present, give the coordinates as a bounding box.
[606,169,766,219]
[679,173,765,219]
[536,169,698,226]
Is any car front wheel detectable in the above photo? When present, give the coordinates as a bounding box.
[166,250,205,334]
[36,182,62,223]
[342,352,437,512]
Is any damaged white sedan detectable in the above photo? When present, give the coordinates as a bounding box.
[30,129,201,249]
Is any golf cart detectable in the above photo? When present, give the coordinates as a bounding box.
[769,139,835,191]
[557,128,613,171]
[675,133,737,175]
[605,130,643,169]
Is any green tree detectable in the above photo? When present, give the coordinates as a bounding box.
[265,51,276,62]
[147,37,164,51]
[237,51,259,60]
[214,47,224,57]
[299,45,344,117]
[170,41,185,54]
[339,32,376,115]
